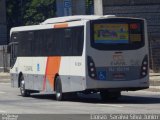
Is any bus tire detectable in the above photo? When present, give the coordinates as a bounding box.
[100,91,121,101]
[55,76,64,101]
[20,76,30,97]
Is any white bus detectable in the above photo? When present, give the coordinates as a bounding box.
[10,15,149,101]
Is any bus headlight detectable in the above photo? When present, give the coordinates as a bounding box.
[88,56,97,79]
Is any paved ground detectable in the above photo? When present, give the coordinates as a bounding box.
[0,72,10,83]
[0,83,160,114]
[150,73,160,86]
[0,74,160,120]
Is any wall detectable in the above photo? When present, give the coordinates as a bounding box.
[0,46,9,72]
[103,0,160,72]
[56,0,86,16]
[0,0,7,45]
[0,0,9,72]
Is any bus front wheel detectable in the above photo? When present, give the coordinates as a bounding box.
[20,76,30,97]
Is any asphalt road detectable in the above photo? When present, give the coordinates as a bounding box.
[0,81,160,120]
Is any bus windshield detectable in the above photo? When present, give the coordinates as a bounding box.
[90,18,145,50]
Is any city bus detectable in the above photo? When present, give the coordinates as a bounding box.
[9,15,149,101]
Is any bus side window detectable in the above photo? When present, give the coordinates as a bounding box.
[65,29,71,38]
[28,31,34,56]
[64,28,72,54]
[18,31,33,56]
[71,27,84,56]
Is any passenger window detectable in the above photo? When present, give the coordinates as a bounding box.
[65,29,71,38]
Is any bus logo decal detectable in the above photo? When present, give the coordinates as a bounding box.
[97,70,107,80]
[37,64,40,71]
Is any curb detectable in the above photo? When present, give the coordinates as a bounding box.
[149,76,160,86]
[144,86,160,92]
[0,76,10,79]
[0,78,11,83]
[0,73,10,83]
[0,79,10,83]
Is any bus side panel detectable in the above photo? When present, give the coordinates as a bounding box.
[31,57,53,92]
[10,57,49,91]
[60,57,86,93]
[60,76,85,93]
[24,74,34,90]
[33,75,45,91]
[11,73,54,92]
[60,21,87,93]
[45,77,53,92]
[24,74,46,91]
[21,56,86,93]
[10,57,19,88]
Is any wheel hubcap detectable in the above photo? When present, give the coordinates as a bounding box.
[57,93,61,98]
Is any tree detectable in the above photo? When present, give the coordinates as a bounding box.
[6,0,92,27]
[86,0,94,15]
[24,0,56,25]
[6,0,21,27]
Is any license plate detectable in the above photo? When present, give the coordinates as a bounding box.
[113,73,125,80]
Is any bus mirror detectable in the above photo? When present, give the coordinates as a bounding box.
[7,45,11,54]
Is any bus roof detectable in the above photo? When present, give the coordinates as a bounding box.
[10,15,116,34]
[10,15,145,35]
[41,15,116,25]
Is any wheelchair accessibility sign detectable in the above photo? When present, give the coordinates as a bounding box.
[97,70,107,80]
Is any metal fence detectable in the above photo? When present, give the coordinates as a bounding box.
[0,46,10,72]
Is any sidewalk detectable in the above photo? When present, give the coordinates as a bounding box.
[149,73,160,86]
[0,72,160,92]
[147,72,160,92]
[0,72,10,83]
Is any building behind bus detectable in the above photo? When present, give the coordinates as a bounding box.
[101,0,160,72]
[0,0,8,72]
